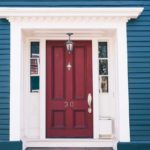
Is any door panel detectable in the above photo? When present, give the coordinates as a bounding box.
[74,46,85,99]
[46,40,93,138]
[53,46,65,99]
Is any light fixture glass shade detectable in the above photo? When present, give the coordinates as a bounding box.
[66,33,73,53]
[66,40,73,53]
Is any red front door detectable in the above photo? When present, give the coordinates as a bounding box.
[46,40,93,138]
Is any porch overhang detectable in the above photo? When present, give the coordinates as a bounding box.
[0,7,143,18]
[5,7,143,149]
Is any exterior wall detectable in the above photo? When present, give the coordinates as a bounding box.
[118,142,150,150]
[0,19,10,141]
[0,0,150,142]
[0,141,22,150]
[0,1,146,7]
[128,10,150,141]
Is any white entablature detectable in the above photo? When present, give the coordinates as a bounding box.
[0,7,143,18]
[3,7,143,26]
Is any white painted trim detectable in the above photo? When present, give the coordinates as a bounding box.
[92,38,100,139]
[40,39,46,139]
[22,36,116,150]
[25,139,113,148]
[9,7,143,144]
[0,7,143,19]
[116,23,130,142]
[10,23,22,141]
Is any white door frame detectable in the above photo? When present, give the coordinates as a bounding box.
[4,7,143,143]
[22,34,115,149]
[37,35,113,140]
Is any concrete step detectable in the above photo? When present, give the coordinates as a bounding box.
[26,148,113,150]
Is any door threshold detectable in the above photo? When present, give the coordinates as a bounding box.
[26,148,113,150]
[25,139,114,148]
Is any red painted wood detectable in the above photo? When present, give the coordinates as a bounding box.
[74,47,85,99]
[46,41,93,138]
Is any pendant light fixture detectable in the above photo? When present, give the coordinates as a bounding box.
[66,33,73,53]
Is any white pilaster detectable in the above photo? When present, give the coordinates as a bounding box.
[116,22,130,142]
[9,21,22,141]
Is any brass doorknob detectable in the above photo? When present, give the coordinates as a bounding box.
[87,93,92,113]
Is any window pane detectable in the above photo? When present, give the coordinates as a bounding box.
[31,76,39,92]
[31,42,39,58]
[101,76,108,93]
[99,59,108,75]
[30,41,40,92]
[99,42,107,58]
[31,58,39,75]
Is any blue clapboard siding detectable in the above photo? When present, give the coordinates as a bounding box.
[0,141,22,150]
[0,0,146,7]
[0,19,10,141]
[0,0,150,142]
[127,5,150,141]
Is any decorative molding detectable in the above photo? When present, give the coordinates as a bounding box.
[0,7,144,18]
[7,16,129,24]
[5,7,143,26]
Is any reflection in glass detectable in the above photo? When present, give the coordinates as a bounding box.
[30,42,40,92]
[31,76,39,92]
[99,42,107,58]
[101,76,108,93]
[30,42,40,75]
[31,42,39,58]
[99,60,108,75]
[30,58,39,75]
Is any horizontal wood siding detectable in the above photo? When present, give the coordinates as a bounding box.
[0,0,146,7]
[0,0,149,142]
[0,19,10,141]
[128,5,150,141]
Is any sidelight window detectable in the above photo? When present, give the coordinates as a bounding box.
[30,42,40,92]
[99,42,109,93]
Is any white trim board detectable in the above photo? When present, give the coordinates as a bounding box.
[25,139,114,148]
[9,7,143,149]
[0,7,143,18]
[23,35,114,142]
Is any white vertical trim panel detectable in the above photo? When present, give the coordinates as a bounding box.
[40,39,46,139]
[92,39,100,139]
[116,23,130,142]
[10,24,22,141]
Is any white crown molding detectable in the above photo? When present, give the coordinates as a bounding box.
[7,16,129,24]
[0,7,143,20]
